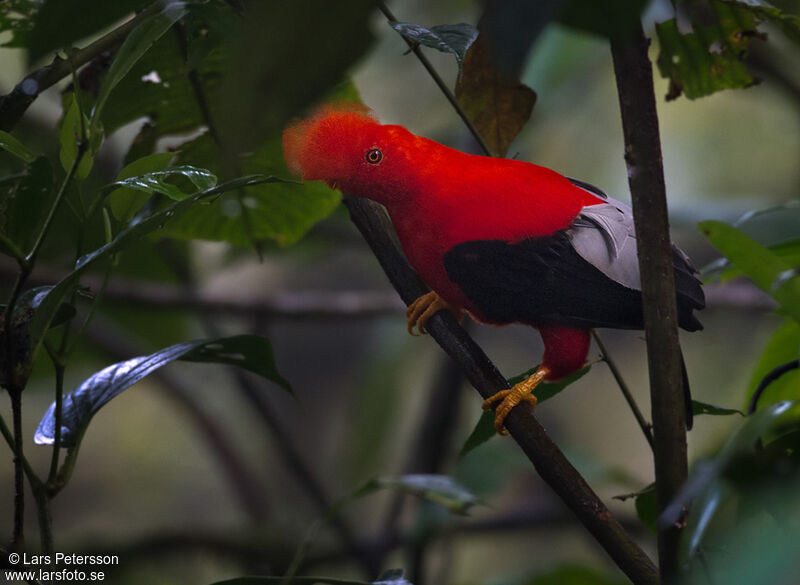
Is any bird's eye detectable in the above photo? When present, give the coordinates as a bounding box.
[366,148,383,165]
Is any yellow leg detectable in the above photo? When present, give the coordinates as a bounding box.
[482,366,550,435]
[406,291,463,336]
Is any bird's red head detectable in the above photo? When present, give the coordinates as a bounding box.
[282,103,421,204]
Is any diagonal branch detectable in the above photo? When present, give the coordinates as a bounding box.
[344,196,659,585]
[0,1,162,131]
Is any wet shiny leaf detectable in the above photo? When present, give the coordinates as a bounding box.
[389,22,478,74]
[35,334,290,447]
[107,152,175,221]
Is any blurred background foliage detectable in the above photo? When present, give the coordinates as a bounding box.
[0,0,799,584]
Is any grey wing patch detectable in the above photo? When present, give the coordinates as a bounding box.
[569,199,642,291]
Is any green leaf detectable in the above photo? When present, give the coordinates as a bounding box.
[58,94,93,178]
[458,365,591,458]
[458,410,497,460]
[455,32,536,157]
[27,0,149,63]
[0,129,37,162]
[699,220,800,322]
[746,318,800,409]
[163,132,336,247]
[358,474,480,516]
[108,164,217,202]
[34,334,290,447]
[90,1,187,132]
[28,175,286,365]
[730,0,800,44]
[635,487,658,533]
[661,401,800,558]
[655,0,764,100]
[692,400,745,417]
[389,22,478,74]
[523,564,629,585]
[107,152,175,221]
[1,156,53,253]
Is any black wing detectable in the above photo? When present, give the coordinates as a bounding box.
[443,229,703,332]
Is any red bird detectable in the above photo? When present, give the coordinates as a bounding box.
[283,105,704,435]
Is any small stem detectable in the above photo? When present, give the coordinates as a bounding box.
[376,0,492,157]
[10,390,24,548]
[46,352,66,484]
[748,359,800,415]
[592,331,654,450]
[26,143,87,267]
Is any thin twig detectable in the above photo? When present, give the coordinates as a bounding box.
[344,196,659,584]
[747,359,800,415]
[592,331,654,450]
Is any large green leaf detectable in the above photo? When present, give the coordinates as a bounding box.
[1,156,53,253]
[160,133,337,246]
[746,318,800,409]
[655,0,765,100]
[700,220,800,322]
[100,1,366,247]
[34,334,290,447]
[27,175,285,366]
[389,22,478,75]
[27,0,150,63]
[90,1,187,132]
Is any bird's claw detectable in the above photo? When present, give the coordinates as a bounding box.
[482,366,549,435]
[406,291,463,336]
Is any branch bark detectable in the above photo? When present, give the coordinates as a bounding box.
[344,196,659,585]
[0,2,161,131]
[610,25,688,582]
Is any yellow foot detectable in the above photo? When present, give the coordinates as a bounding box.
[482,366,551,435]
[406,291,463,336]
